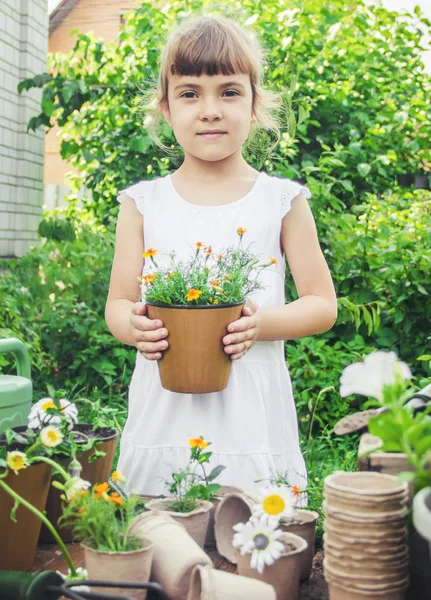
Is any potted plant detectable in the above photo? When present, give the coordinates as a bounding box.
[21,395,119,543]
[146,437,225,547]
[61,472,152,600]
[0,427,83,573]
[142,228,276,393]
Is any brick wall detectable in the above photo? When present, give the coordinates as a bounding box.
[0,0,48,257]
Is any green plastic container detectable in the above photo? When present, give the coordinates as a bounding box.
[0,338,32,434]
[0,570,63,600]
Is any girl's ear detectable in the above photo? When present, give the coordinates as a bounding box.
[161,100,172,127]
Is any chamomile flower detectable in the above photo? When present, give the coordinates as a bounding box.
[28,397,78,430]
[40,425,64,448]
[233,514,285,574]
[253,486,296,522]
[6,451,29,475]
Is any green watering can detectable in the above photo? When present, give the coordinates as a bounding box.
[0,338,32,434]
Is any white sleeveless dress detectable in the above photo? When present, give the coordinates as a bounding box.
[116,172,310,496]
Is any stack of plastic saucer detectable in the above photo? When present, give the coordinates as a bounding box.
[323,471,410,600]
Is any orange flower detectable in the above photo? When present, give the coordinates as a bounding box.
[213,299,219,304]
[204,246,212,255]
[195,242,204,250]
[94,482,110,499]
[189,437,209,449]
[142,273,156,284]
[237,227,247,236]
[112,471,125,484]
[209,280,220,287]
[270,256,277,266]
[186,288,203,302]
[291,485,301,498]
[217,254,223,260]
[142,248,158,258]
[110,492,125,506]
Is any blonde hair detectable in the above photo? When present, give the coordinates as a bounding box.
[143,14,282,155]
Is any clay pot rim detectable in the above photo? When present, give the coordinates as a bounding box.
[324,525,407,542]
[82,539,153,556]
[325,574,409,595]
[146,497,213,517]
[281,509,320,526]
[146,301,244,310]
[324,560,408,584]
[325,472,408,498]
[279,532,309,557]
[324,487,408,503]
[325,550,409,567]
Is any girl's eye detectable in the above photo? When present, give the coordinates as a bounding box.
[180,91,198,99]
[223,90,240,97]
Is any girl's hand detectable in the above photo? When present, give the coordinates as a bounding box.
[223,302,260,361]
[130,302,169,360]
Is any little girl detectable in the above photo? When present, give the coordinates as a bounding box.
[105,15,337,495]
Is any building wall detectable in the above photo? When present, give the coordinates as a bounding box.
[0,0,48,258]
[45,0,139,185]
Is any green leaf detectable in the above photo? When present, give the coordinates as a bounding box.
[357,163,371,177]
[206,465,226,482]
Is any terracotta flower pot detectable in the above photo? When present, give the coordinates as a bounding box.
[187,564,276,600]
[145,498,213,548]
[204,485,242,550]
[129,512,212,600]
[280,509,319,582]
[0,461,51,571]
[39,424,118,543]
[324,559,407,586]
[83,540,153,600]
[324,525,407,555]
[325,488,408,513]
[323,499,408,523]
[325,572,408,600]
[324,553,409,577]
[213,492,256,563]
[324,534,409,563]
[146,302,243,393]
[236,532,308,600]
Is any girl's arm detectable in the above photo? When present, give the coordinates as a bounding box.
[257,192,337,341]
[223,193,337,357]
[105,198,169,358]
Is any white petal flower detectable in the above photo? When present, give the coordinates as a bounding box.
[233,514,285,574]
[27,397,78,430]
[253,486,296,522]
[340,351,411,401]
[40,426,64,448]
[64,477,91,500]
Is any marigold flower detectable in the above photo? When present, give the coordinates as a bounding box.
[142,248,157,258]
[209,280,220,287]
[94,482,110,499]
[189,437,209,449]
[142,273,156,284]
[213,299,219,304]
[186,288,203,302]
[7,451,29,475]
[112,470,126,484]
[217,254,223,260]
[291,485,301,498]
[40,426,64,448]
[270,257,277,266]
[237,227,247,236]
[204,246,212,255]
[195,242,204,250]
[110,492,125,506]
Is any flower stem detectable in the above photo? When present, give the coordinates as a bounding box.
[0,477,76,576]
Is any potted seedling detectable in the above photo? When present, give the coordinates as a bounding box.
[61,472,152,600]
[146,437,225,547]
[142,228,276,393]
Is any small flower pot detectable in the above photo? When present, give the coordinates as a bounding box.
[213,492,256,563]
[236,532,307,600]
[324,552,409,577]
[325,571,408,600]
[83,540,153,600]
[146,302,243,393]
[325,487,408,513]
[39,424,118,543]
[325,471,409,499]
[204,485,242,550]
[145,498,213,548]
[0,461,51,571]
[187,564,276,600]
[280,510,319,582]
[323,499,408,523]
[130,511,212,600]
[324,559,407,586]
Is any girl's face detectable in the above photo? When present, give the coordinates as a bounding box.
[162,72,254,163]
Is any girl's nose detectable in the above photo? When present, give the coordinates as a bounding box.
[199,98,223,121]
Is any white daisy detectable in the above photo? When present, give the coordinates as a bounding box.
[253,486,296,523]
[233,514,285,574]
[64,477,91,501]
[28,397,78,430]
[40,426,64,448]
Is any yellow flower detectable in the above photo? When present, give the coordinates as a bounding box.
[189,437,209,449]
[210,280,220,287]
[41,399,56,411]
[204,246,212,255]
[213,299,219,304]
[142,273,156,285]
[237,227,247,236]
[194,242,204,250]
[7,451,29,475]
[112,470,126,483]
[270,256,277,266]
[142,248,158,258]
[94,482,110,499]
[110,492,125,506]
[186,289,203,302]
[217,254,223,260]
[40,426,64,448]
